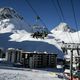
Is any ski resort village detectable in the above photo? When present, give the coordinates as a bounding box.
[0,0,80,80]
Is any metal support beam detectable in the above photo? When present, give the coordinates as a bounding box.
[70,49,73,80]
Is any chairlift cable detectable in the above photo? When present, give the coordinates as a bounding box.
[51,0,62,22]
[56,0,65,22]
[25,0,47,28]
[70,0,80,43]
[56,0,74,43]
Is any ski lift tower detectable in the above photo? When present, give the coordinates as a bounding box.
[61,42,80,80]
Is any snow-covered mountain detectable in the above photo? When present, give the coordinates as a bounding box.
[51,22,75,32]
[0,7,23,20]
[0,7,64,59]
[51,22,80,43]
[0,7,33,33]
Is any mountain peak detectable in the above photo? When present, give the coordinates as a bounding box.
[0,7,23,20]
[0,7,33,33]
[51,22,75,32]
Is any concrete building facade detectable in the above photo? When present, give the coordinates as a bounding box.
[6,48,57,68]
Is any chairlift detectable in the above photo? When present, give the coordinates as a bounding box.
[31,15,48,39]
[36,16,40,20]
[31,30,48,39]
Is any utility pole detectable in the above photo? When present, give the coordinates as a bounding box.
[70,49,73,80]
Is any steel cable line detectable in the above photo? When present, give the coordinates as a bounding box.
[10,1,31,31]
[51,0,72,43]
[51,0,62,22]
[70,0,80,43]
[24,0,47,28]
[56,0,74,43]
[56,0,65,22]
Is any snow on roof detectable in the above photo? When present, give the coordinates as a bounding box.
[0,33,64,59]
[22,51,57,55]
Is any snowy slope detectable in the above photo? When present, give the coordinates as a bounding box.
[0,7,64,59]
